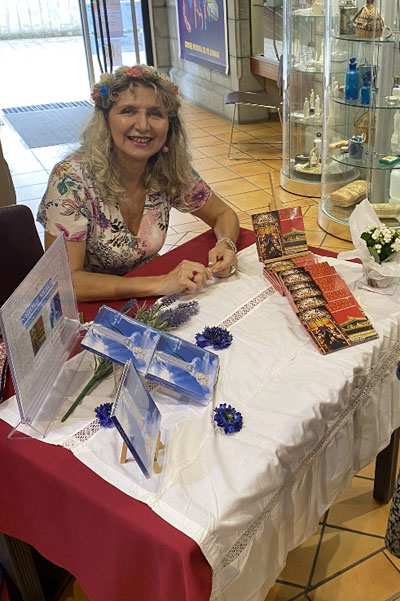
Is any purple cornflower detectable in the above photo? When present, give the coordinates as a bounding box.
[94,402,115,428]
[162,300,199,328]
[214,403,243,434]
[159,293,180,307]
[195,326,232,350]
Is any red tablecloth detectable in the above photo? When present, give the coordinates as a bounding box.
[0,228,338,601]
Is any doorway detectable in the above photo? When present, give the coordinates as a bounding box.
[0,0,148,150]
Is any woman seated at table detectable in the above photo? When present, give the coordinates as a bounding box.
[37,65,239,302]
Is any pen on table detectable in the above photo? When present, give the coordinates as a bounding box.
[208,259,222,273]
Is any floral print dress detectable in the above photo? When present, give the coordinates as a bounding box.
[37,155,211,275]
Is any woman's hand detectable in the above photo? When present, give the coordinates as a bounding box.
[160,259,213,295]
[208,244,238,278]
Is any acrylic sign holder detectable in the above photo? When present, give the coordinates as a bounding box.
[0,235,82,438]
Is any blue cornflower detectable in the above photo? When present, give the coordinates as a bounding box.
[195,326,232,350]
[397,361,400,381]
[99,85,110,98]
[214,403,243,434]
[94,402,115,428]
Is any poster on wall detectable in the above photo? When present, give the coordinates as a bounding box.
[176,0,229,74]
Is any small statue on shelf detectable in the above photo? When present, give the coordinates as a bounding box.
[315,95,321,118]
[303,97,310,120]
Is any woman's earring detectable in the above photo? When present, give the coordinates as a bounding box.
[161,145,169,153]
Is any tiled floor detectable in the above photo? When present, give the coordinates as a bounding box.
[1,43,399,601]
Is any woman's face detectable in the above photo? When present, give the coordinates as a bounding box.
[108,85,169,166]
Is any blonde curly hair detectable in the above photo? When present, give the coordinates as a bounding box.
[74,65,193,203]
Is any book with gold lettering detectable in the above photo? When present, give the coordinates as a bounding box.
[252,207,308,264]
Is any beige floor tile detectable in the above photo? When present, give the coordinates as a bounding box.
[212,178,258,196]
[172,221,210,234]
[264,582,307,601]
[245,174,274,188]
[327,477,391,537]
[308,552,400,601]
[191,148,206,159]
[192,157,222,171]
[229,161,276,177]
[178,231,205,244]
[198,117,230,128]
[227,190,271,212]
[199,167,240,184]
[384,550,400,572]
[279,527,322,586]
[201,124,234,135]
[195,142,230,157]
[235,122,269,132]
[245,149,283,160]
[304,204,320,218]
[312,526,385,585]
[188,128,211,139]
[356,460,375,479]
[165,231,186,245]
[169,209,199,226]
[190,135,219,149]
[215,131,256,143]
[306,230,326,247]
[303,215,323,232]
[214,153,255,167]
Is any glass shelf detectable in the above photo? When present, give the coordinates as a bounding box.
[290,113,323,126]
[293,66,323,74]
[332,96,400,109]
[293,11,324,19]
[330,153,400,171]
[332,33,400,45]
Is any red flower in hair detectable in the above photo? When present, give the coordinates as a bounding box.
[125,66,143,78]
[91,88,100,102]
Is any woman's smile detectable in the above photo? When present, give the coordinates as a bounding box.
[109,85,169,164]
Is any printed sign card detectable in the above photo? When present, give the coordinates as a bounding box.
[82,306,220,405]
[0,235,81,436]
[111,360,162,478]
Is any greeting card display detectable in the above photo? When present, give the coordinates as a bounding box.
[81,305,219,404]
[111,360,162,478]
[0,235,81,437]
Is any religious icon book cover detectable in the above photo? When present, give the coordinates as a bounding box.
[252,206,308,264]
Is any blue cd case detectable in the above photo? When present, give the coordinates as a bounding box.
[81,305,219,404]
[111,360,161,478]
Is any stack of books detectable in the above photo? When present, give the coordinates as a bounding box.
[252,207,378,354]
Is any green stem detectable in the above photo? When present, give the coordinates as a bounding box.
[61,373,105,422]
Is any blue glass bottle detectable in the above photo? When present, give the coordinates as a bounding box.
[344,58,359,101]
[360,75,371,105]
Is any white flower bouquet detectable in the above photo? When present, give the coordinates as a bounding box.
[338,199,400,293]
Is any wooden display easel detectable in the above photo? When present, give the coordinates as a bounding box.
[120,431,164,474]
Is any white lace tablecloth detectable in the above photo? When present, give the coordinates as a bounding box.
[2,244,400,601]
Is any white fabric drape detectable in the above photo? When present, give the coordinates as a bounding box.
[2,244,400,601]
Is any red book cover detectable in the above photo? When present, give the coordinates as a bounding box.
[305,262,336,278]
[325,299,378,344]
[322,287,353,302]
[298,307,351,354]
[313,274,348,293]
[252,207,309,263]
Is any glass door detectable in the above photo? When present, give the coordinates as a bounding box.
[79,0,150,86]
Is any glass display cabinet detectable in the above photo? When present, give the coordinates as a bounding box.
[280,0,325,197]
[319,0,400,240]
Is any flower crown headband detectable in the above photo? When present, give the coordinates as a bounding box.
[91,65,179,110]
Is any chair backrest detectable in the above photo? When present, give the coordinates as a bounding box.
[0,204,44,306]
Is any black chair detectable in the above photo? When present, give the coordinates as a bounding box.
[0,204,44,307]
[224,90,283,160]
